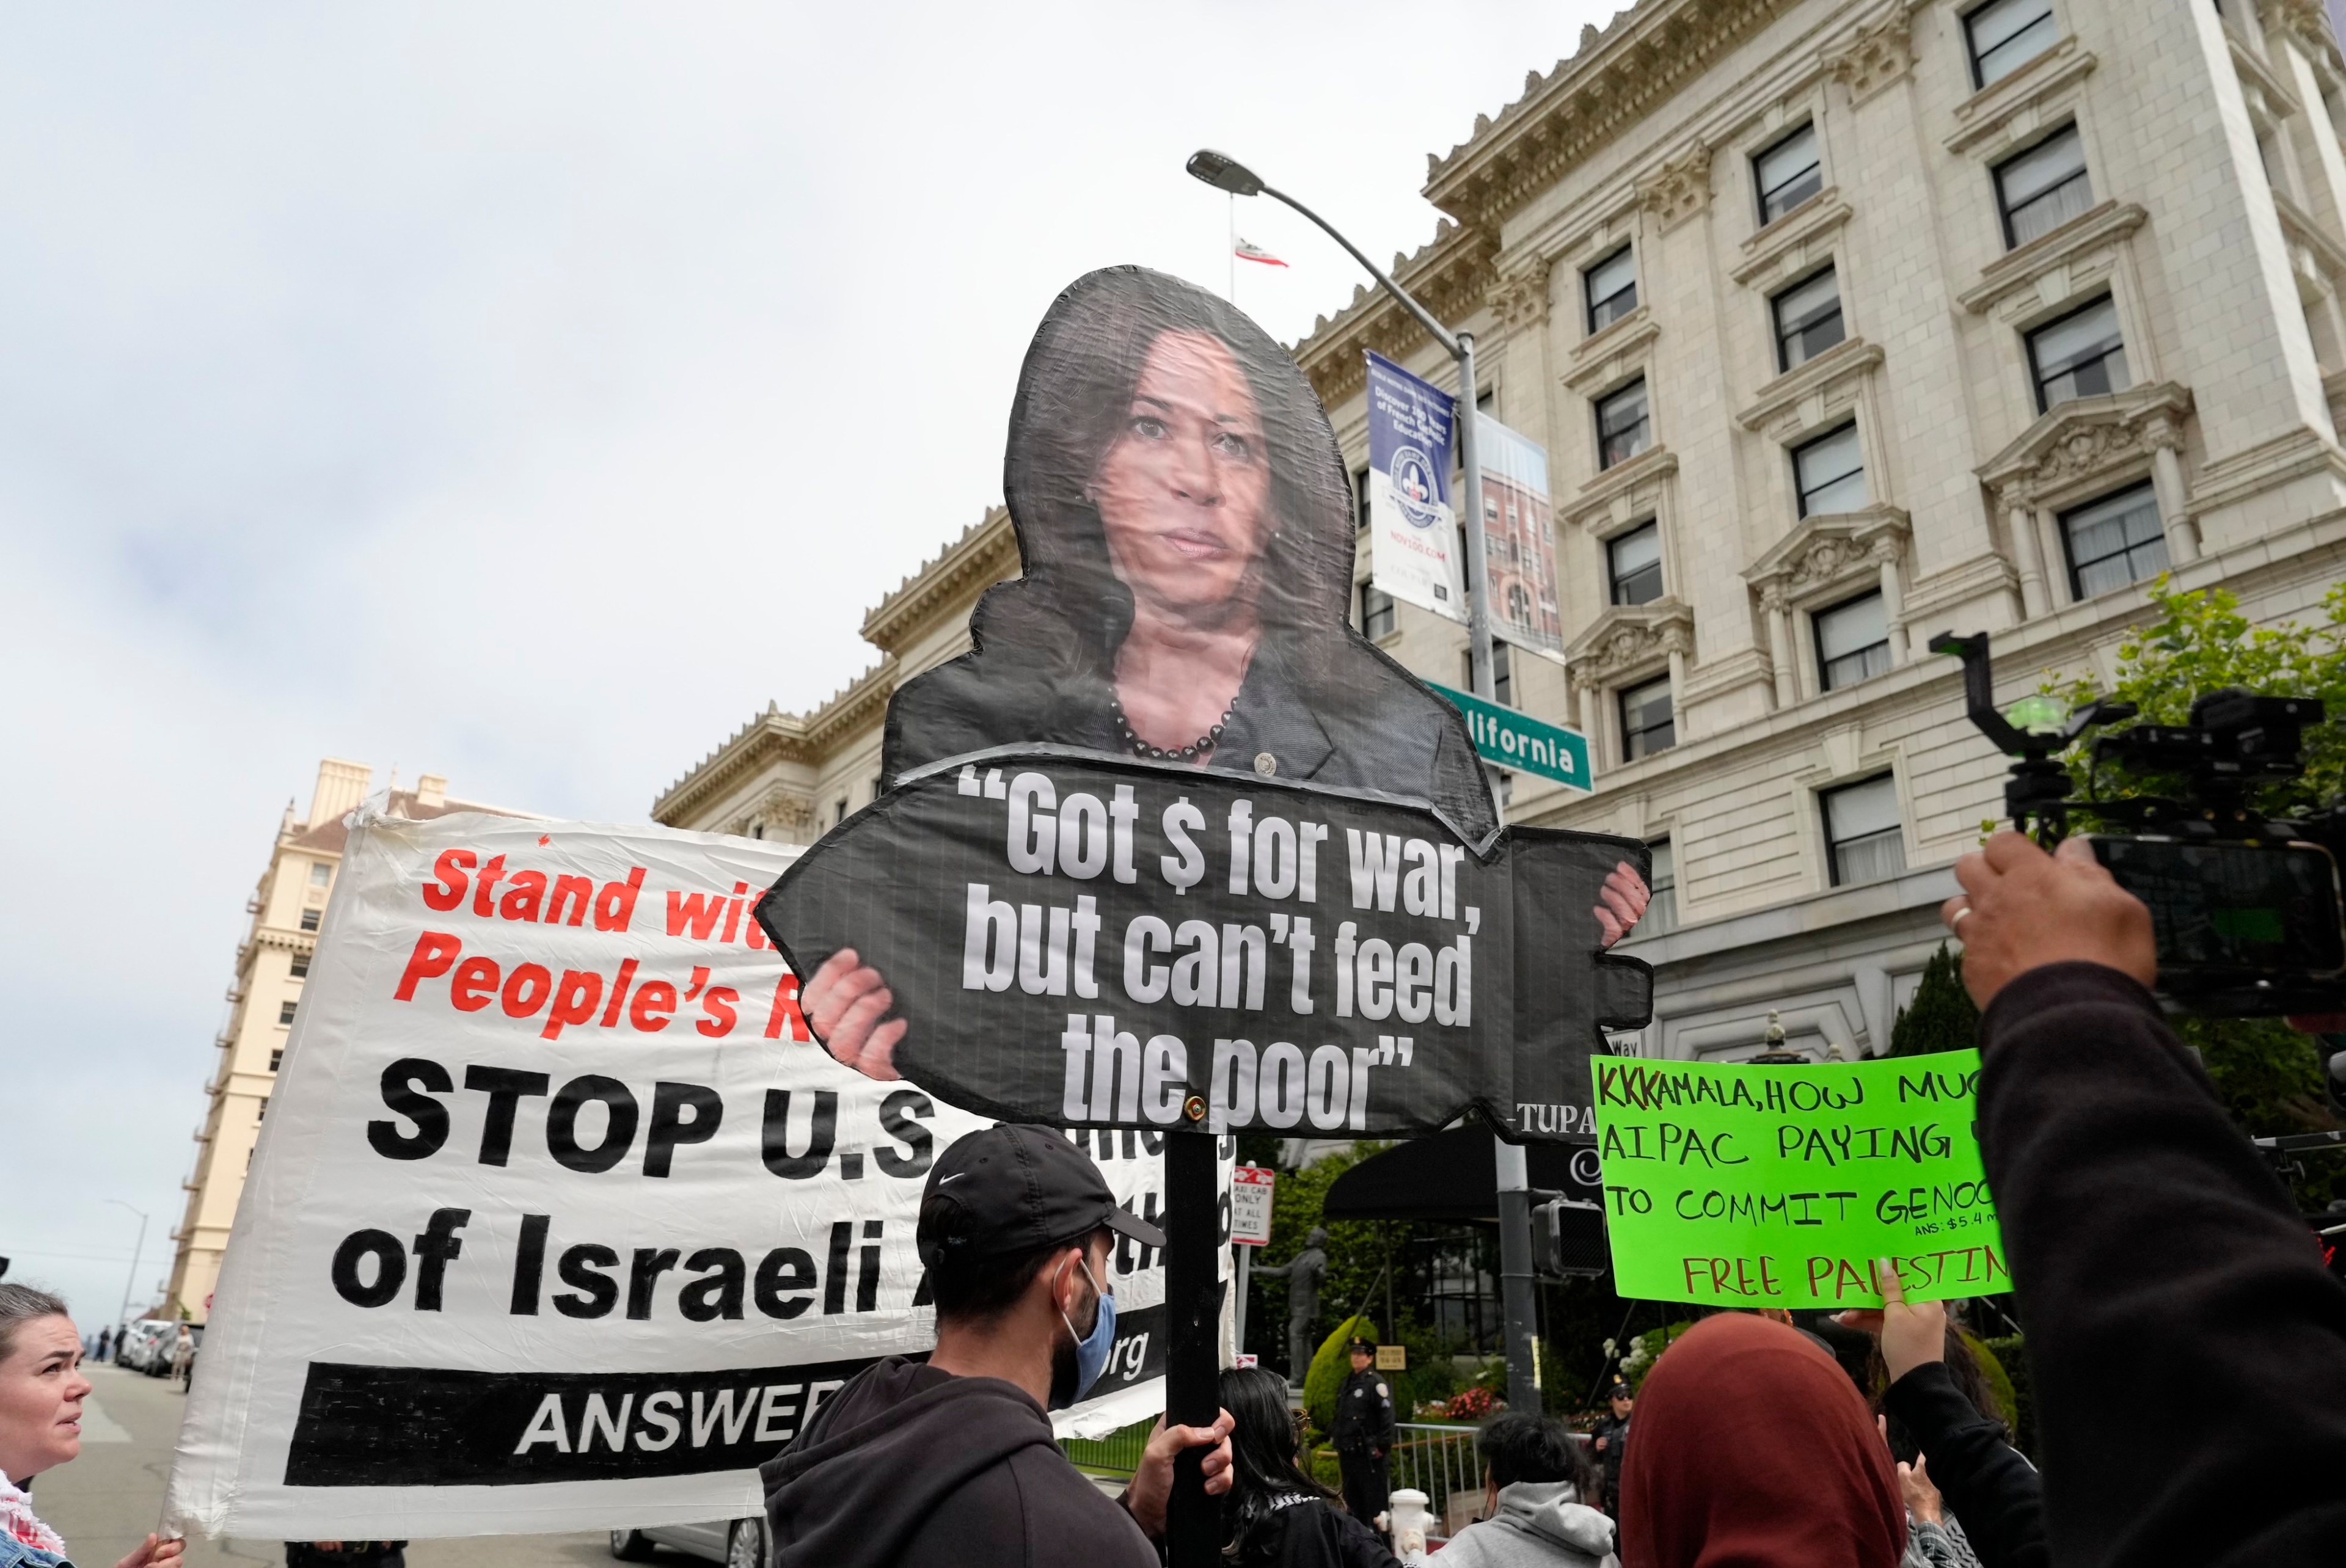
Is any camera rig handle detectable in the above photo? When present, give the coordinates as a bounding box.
[1929,631,2135,847]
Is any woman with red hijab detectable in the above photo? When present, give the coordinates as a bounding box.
[1617,1313,1906,1568]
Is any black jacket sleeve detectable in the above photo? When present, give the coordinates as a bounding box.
[1881,1362,2045,1568]
[1976,962,2346,1568]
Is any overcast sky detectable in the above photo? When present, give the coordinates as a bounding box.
[1,3,1625,1325]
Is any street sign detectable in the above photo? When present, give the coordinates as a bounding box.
[1232,1165,1277,1247]
[1375,1344,1407,1371]
[1430,682,1592,794]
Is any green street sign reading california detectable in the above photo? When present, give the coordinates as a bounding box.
[1430,680,1593,795]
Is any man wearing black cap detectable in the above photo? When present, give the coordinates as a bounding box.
[1588,1381,1632,1518]
[1331,1336,1396,1542]
[761,1125,1233,1567]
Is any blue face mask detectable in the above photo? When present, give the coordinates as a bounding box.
[1052,1255,1117,1410]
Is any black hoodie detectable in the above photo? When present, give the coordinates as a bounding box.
[761,1357,1158,1568]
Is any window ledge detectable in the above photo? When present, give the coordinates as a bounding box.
[1735,337,1885,436]
[1742,504,1912,610]
[1563,444,1678,530]
[1956,200,2146,318]
[1730,189,1852,288]
[1564,597,1693,691]
[1945,36,2097,156]
[1562,309,1661,395]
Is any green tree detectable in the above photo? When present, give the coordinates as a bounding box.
[2039,579,2346,1205]
[2045,579,2346,820]
[1890,945,1980,1056]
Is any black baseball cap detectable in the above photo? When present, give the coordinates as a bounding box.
[917,1125,1166,1270]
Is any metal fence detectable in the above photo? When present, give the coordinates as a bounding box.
[1388,1421,1594,1540]
[1060,1417,1155,1479]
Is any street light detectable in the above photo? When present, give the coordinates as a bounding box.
[1185,150,1540,1417]
[106,1200,149,1331]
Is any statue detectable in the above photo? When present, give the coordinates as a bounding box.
[1252,1226,1329,1386]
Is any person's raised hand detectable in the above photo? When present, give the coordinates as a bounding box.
[1897,1453,1946,1526]
[1834,1258,1947,1384]
[1942,831,2155,1007]
[1123,1410,1237,1539]
[1595,862,1651,949]
[800,949,906,1081]
[114,1535,185,1568]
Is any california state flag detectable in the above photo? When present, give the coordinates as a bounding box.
[1234,237,1288,268]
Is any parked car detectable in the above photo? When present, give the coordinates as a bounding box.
[117,1321,172,1373]
[608,1515,766,1568]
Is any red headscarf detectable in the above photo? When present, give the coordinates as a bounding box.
[1618,1313,1906,1568]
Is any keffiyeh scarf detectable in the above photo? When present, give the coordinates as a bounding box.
[0,1473,66,1556]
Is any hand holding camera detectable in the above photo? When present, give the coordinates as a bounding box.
[1942,831,2157,1008]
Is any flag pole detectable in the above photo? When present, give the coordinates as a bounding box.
[1227,192,1236,303]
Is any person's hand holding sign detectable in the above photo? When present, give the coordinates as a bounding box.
[802,949,907,1080]
[802,864,1653,1082]
[1593,861,1651,948]
[1940,831,2155,1007]
[1834,1258,1945,1382]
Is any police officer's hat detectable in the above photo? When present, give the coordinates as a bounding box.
[1347,1336,1376,1356]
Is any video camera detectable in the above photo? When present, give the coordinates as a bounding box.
[1932,630,2346,1019]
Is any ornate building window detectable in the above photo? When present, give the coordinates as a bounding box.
[1461,641,1515,706]
[290,953,309,978]
[278,1001,297,1026]
[2028,295,2129,411]
[1815,590,1892,691]
[1619,676,1676,761]
[1774,267,1846,371]
[1643,838,1679,935]
[1585,247,1639,334]
[1608,521,1665,605]
[1823,775,1906,886]
[1596,378,1653,469]
[1361,583,1397,641]
[2061,481,2168,599]
[1794,423,1869,516]
[1755,123,1823,225]
[299,908,320,933]
[1354,465,1372,533]
[1965,0,2057,89]
[1996,124,2091,248]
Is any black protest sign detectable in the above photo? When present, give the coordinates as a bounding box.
[756,748,1650,1141]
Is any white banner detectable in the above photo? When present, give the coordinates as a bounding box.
[167,809,1227,1540]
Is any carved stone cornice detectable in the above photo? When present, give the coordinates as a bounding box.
[1735,338,1885,441]
[1562,445,1678,531]
[1898,553,2021,627]
[2276,192,2346,295]
[1491,266,1553,332]
[1826,9,1916,106]
[2231,27,2304,128]
[1730,190,1852,288]
[862,507,1018,654]
[2272,0,2346,78]
[1744,505,1910,609]
[1976,382,2194,510]
[1422,0,1799,235]
[1563,310,1662,395]
[1945,35,2096,156]
[1564,597,1695,690]
[1635,140,1716,230]
[1296,220,1500,409]
[1956,200,2147,319]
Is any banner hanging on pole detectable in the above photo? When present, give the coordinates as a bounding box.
[1474,415,1565,658]
[165,810,1218,1542]
[1591,1051,2008,1309]
[1364,350,1467,624]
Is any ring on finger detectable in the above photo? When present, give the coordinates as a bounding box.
[1950,905,1973,928]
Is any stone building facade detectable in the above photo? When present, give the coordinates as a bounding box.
[164,762,532,1322]
[659,0,2346,1067]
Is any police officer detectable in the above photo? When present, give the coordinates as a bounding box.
[1330,1336,1397,1541]
[1589,1379,1632,1517]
